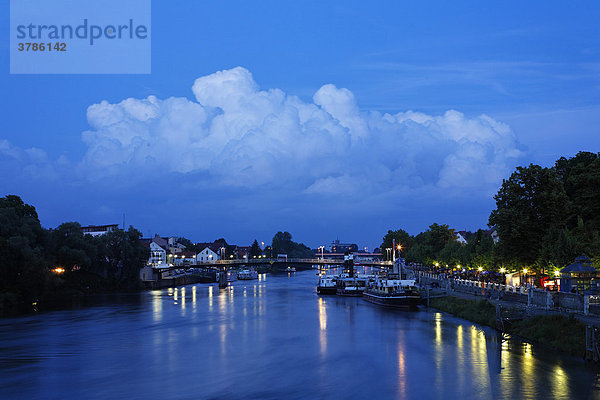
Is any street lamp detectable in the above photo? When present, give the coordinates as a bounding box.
[385,248,392,261]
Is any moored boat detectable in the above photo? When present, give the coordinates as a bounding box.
[237,268,258,280]
[336,276,368,296]
[317,274,337,295]
[363,278,421,308]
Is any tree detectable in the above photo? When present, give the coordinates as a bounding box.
[48,222,96,272]
[380,229,414,260]
[271,231,313,258]
[250,239,262,258]
[0,195,49,315]
[272,231,293,255]
[465,229,494,270]
[97,227,148,289]
[489,164,569,268]
[554,151,600,229]
[405,223,455,264]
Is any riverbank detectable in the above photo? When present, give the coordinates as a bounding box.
[1,269,143,318]
[429,296,587,357]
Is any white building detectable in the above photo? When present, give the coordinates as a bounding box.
[81,224,119,237]
[148,242,167,266]
[455,231,468,244]
[196,247,219,263]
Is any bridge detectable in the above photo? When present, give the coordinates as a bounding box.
[154,258,392,273]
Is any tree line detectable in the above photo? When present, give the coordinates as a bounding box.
[381,152,600,274]
[0,195,148,316]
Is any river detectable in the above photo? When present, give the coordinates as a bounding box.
[1,270,599,399]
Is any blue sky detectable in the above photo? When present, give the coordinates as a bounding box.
[2,0,600,250]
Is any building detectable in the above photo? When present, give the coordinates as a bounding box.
[487,226,499,244]
[196,247,219,263]
[455,231,470,244]
[148,242,167,266]
[331,240,358,254]
[236,246,251,259]
[173,251,196,266]
[560,254,598,294]
[81,224,119,237]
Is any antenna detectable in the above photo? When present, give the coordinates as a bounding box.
[123,213,125,230]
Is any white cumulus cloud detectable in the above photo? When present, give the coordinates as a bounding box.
[75,66,523,197]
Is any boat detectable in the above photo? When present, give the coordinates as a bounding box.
[285,266,296,272]
[227,270,238,281]
[237,268,258,280]
[336,276,370,296]
[362,257,420,308]
[217,270,238,282]
[317,274,338,295]
[363,278,421,308]
[191,268,217,283]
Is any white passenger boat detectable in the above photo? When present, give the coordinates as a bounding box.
[237,268,258,280]
[317,274,338,295]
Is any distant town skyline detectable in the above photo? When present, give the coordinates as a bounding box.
[2,1,600,251]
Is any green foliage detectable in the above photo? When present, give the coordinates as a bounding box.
[490,152,600,271]
[250,239,262,258]
[0,195,49,315]
[510,314,586,356]
[380,229,414,260]
[48,222,96,271]
[0,195,149,316]
[95,227,148,289]
[271,231,313,258]
[489,164,569,267]
[429,297,496,327]
[406,223,455,264]
[432,296,586,356]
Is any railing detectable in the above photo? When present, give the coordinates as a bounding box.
[158,258,393,268]
[415,270,600,316]
[417,271,526,293]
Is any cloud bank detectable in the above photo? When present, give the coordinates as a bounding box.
[78,67,522,195]
[1,67,524,244]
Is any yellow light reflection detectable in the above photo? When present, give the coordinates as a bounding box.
[397,331,406,400]
[521,343,534,395]
[192,286,197,306]
[181,287,186,310]
[552,364,568,399]
[456,325,465,394]
[318,297,327,356]
[152,291,162,322]
[435,313,442,345]
[434,313,443,390]
[470,326,492,397]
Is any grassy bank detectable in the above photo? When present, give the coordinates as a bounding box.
[429,296,496,327]
[429,296,587,357]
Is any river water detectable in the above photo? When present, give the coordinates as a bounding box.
[1,270,599,399]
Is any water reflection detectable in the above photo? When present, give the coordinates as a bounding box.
[318,297,327,356]
[397,331,406,400]
[0,271,597,400]
[152,290,162,322]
